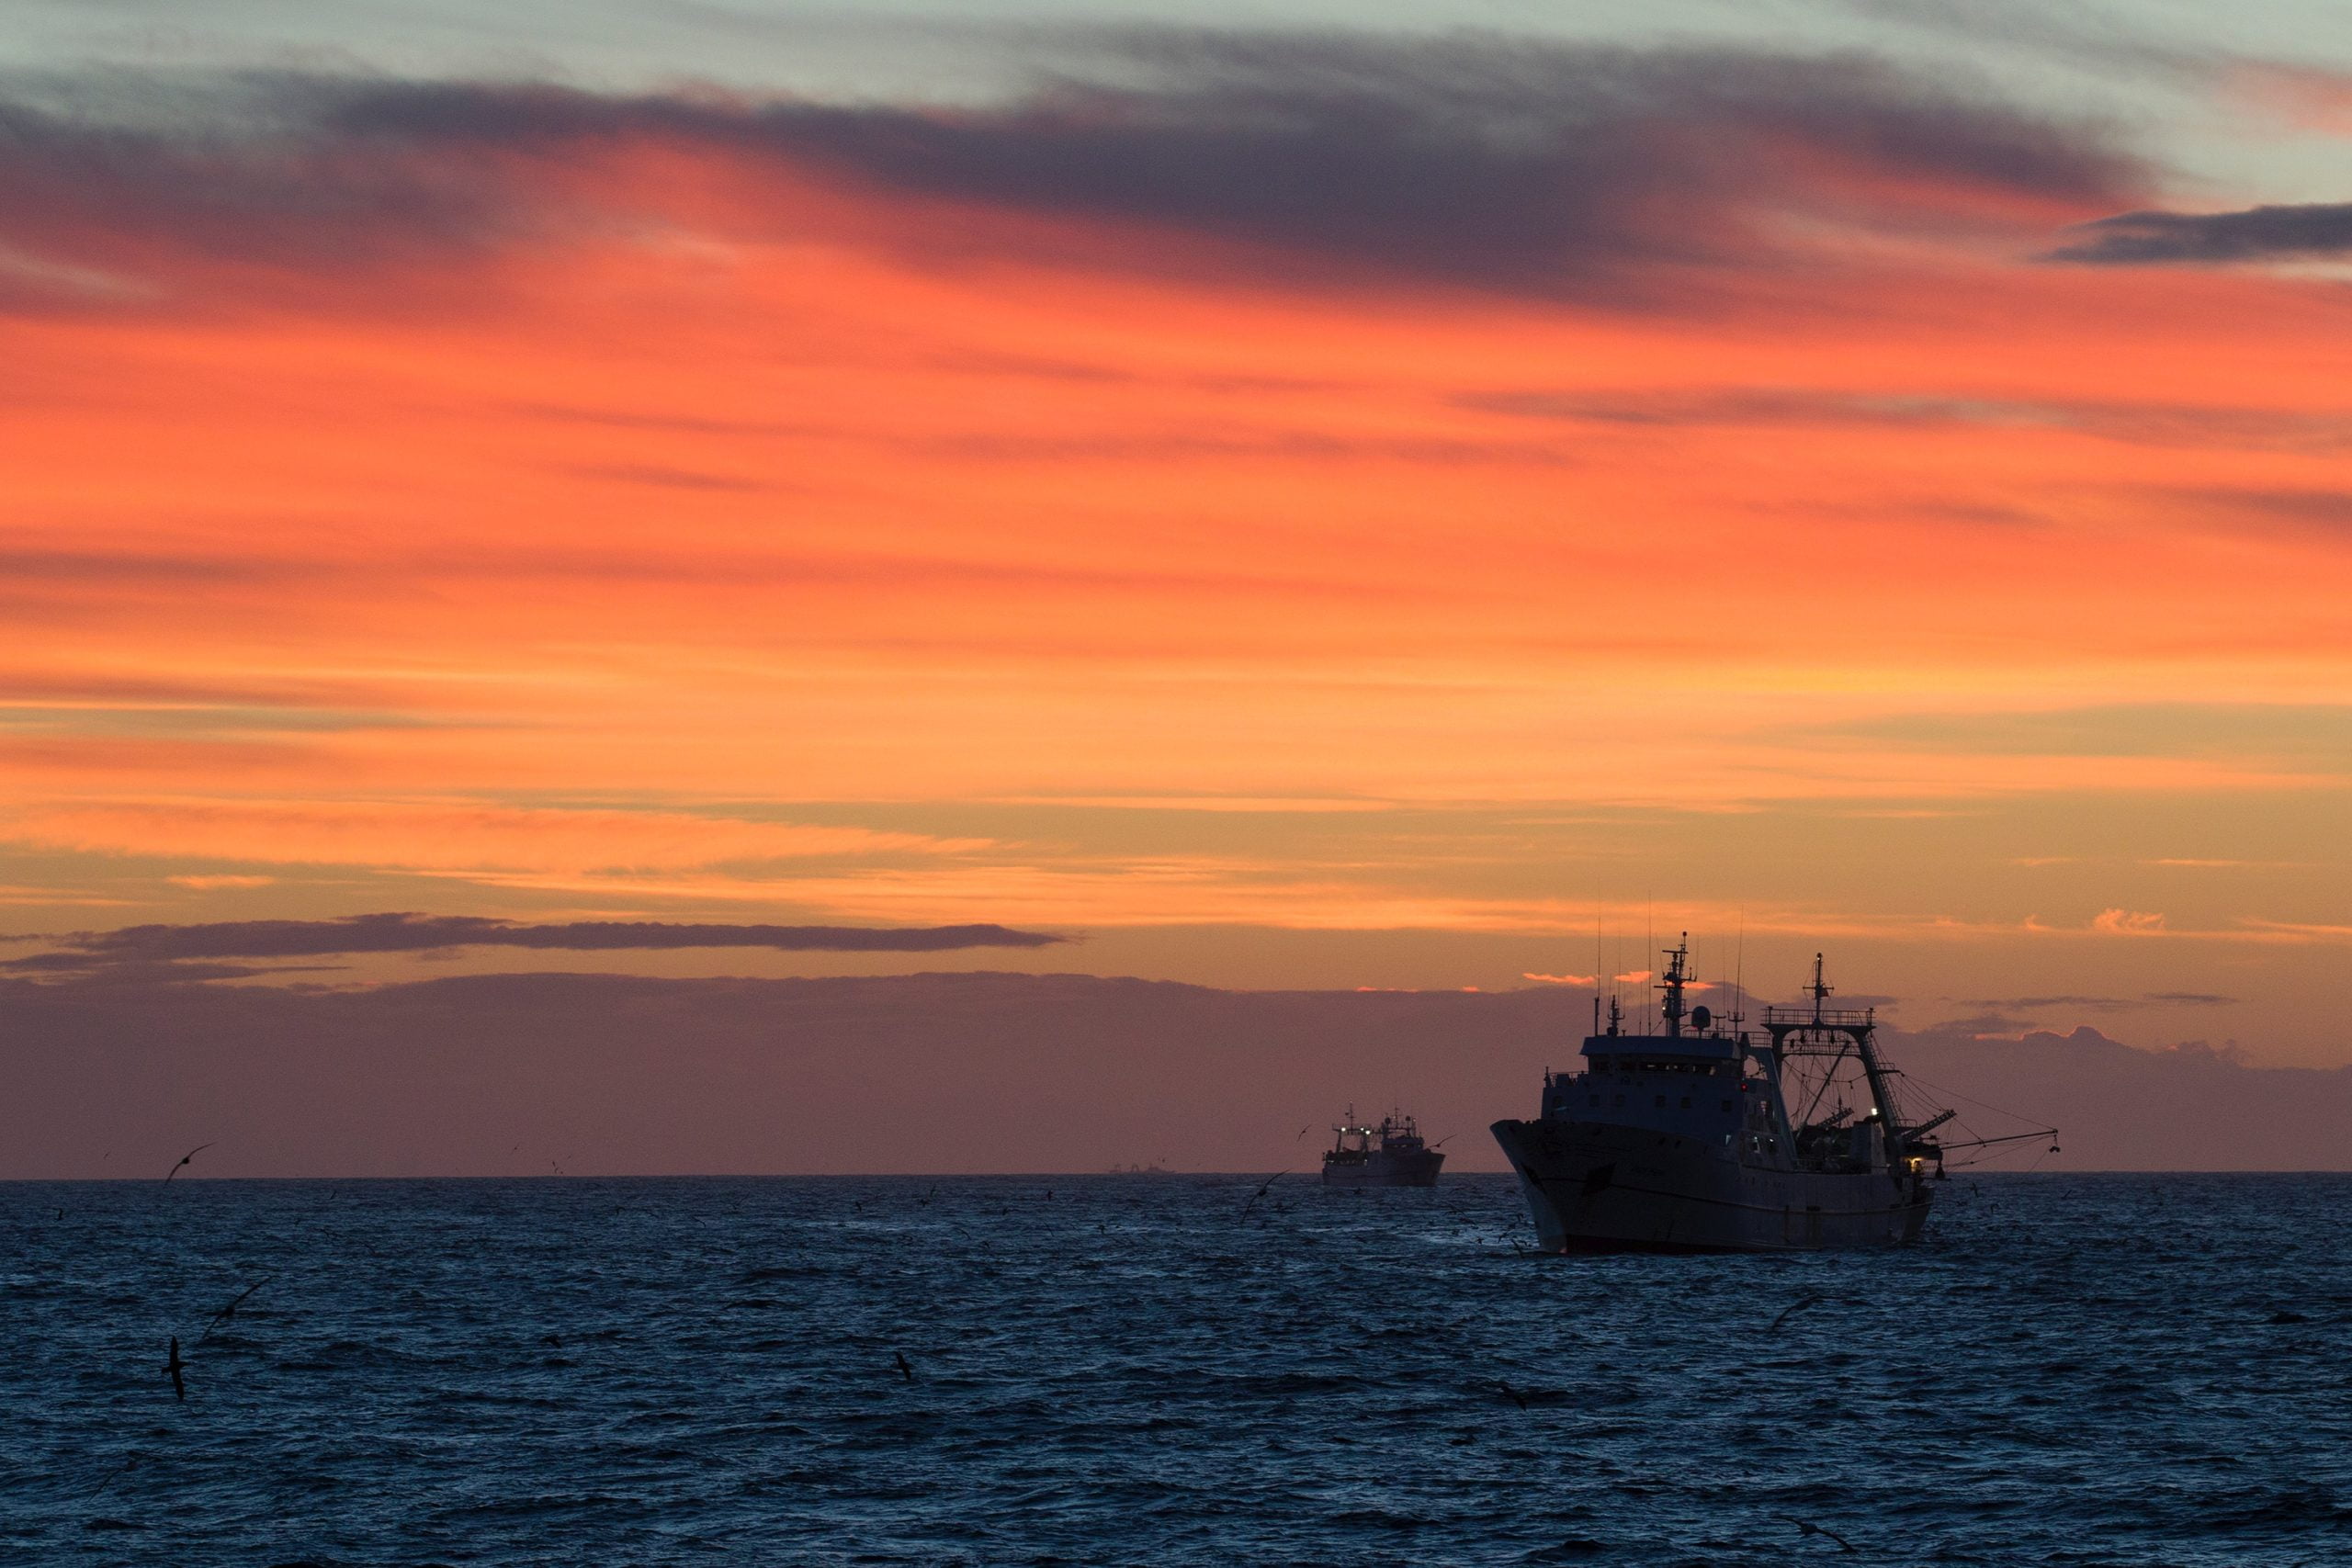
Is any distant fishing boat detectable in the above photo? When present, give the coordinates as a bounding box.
[1322,1108,1444,1187]
[1492,942,2054,1252]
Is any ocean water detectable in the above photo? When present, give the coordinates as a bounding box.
[5,1173,2346,1566]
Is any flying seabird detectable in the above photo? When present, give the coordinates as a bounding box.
[1241,1172,1291,1217]
[164,1337,187,1401]
[1773,1516,1856,1552]
[198,1280,270,1344]
[162,1144,214,1183]
[1495,1379,1530,1411]
[1770,1293,1827,1332]
[893,1351,915,1382]
[85,1456,139,1499]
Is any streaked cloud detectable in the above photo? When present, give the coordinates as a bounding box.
[1812,705,2352,768]
[0,798,983,874]
[1958,991,2236,1011]
[1458,387,2352,453]
[2047,201,2352,265]
[2177,488,2352,536]
[9,910,1067,972]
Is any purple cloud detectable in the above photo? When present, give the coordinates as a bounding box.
[0,35,2139,312]
[2045,201,2352,265]
[11,912,1069,969]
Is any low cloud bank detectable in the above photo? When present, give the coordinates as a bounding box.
[2,972,2342,1177]
[6,912,1069,972]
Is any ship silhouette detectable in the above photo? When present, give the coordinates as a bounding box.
[1493,942,2052,1251]
[1321,1108,1444,1187]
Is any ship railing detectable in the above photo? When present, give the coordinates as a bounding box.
[1761,1005,1877,1029]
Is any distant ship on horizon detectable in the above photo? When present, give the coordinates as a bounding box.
[1491,942,2053,1252]
[1322,1108,1444,1187]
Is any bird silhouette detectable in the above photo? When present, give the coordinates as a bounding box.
[893,1351,915,1382]
[162,1144,214,1183]
[85,1455,139,1499]
[198,1279,269,1344]
[1770,1293,1827,1332]
[164,1337,187,1401]
[1773,1516,1856,1552]
[1295,1124,1313,1141]
[1496,1379,1530,1411]
[1241,1172,1291,1217]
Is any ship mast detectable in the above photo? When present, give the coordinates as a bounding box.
[1767,953,1911,1170]
[1815,952,1908,1157]
[1657,934,1691,1038]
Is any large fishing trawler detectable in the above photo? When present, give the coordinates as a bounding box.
[1322,1108,1445,1187]
[1492,941,2052,1252]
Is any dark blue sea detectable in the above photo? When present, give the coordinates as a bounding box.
[6,1173,2347,1565]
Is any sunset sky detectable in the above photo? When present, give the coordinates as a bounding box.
[5,2,2350,1068]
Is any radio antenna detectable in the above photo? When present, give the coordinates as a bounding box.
[1733,909,1747,1028]
[1595,903,1604,1013]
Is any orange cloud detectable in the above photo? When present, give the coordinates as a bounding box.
[2,45,2349,971]
[2229,62,2352,134]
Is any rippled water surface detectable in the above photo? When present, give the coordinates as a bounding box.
[6,1173,2348,1565]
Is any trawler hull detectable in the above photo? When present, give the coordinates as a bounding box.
[1321,1150,1443,1188]
[1491,1119,1928,1253]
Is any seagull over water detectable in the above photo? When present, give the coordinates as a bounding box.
[198,1280,270,1344]
[1770,1293,1827,1332]
[163,1144,214,1182]
[1241,1172,1291,1217]
[1773,1515,1856,1552]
